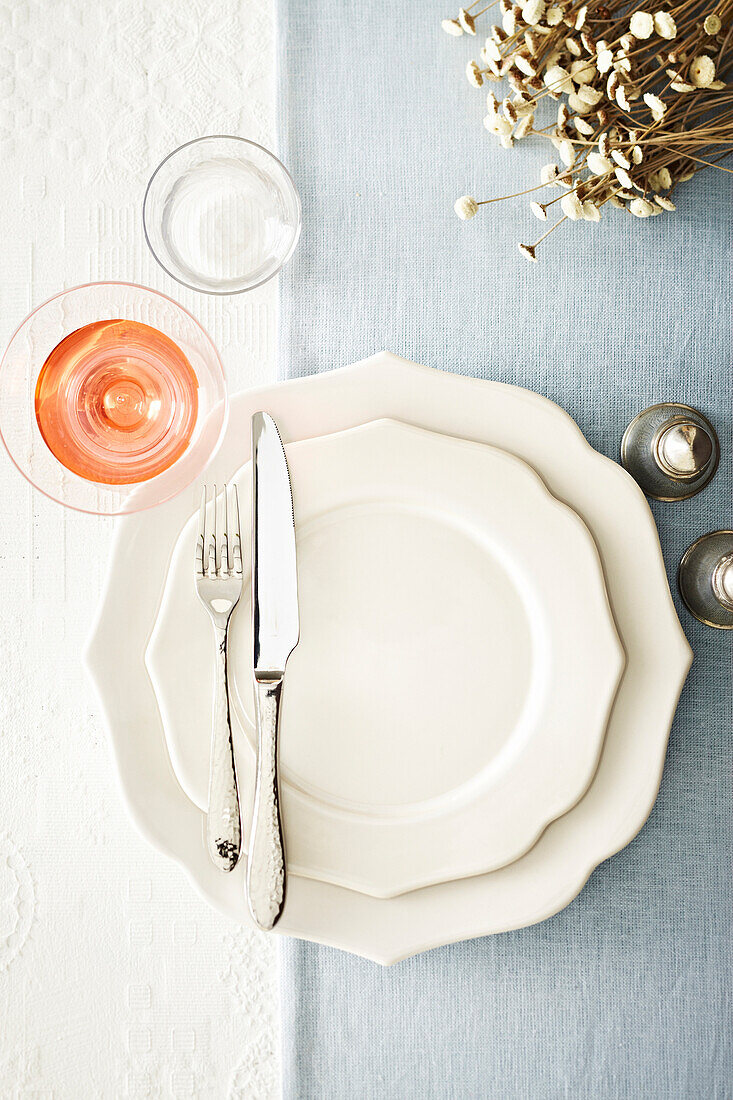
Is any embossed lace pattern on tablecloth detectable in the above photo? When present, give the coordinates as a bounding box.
[0,2,279,1096]
[276,2,732,1098]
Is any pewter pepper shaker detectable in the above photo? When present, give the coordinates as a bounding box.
[679,532,733,630]
[621,403,719,501]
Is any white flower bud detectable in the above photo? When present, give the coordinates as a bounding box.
[615,166,634,189]
[544,64,573,92]
[690,55,716,87]
[558,138,576,166]
[616,84,633,111]
[570,59,596,83]
[540,163,560,184]
[577,83,603,105]
[629,11,654,38]
[454,196,479,219]
[643,93,667,120]
[567,92,593,115]
[629,197,655,218]
[459,7,478,34]
[515,114,534,139]
[561,192,584,220]
[588,152,613,174]
[466,60,484,87]
[654,11,677,38]
[522,0,545,26]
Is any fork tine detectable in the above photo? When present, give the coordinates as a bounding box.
[196,485,207,575]
[208,483,218,576]
[221,482,229,575]
[232,483,243,575]
[215,483,225,575]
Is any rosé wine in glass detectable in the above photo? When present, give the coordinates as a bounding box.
[0,282,227,515]
[35,319,199,485]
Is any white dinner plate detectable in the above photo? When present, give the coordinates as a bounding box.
[147,420,624,897]
[86,353,691,963]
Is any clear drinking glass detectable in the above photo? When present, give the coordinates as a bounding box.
[143,136,302,295]
[0,282,227,515]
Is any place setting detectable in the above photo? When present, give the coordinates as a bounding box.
[2,0,732,1092]
[82,345,710,963]
[4,117,728,963]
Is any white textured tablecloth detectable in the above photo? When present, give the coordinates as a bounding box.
[0,2,279,1095]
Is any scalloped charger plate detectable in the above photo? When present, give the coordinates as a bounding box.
[85,354,691,964]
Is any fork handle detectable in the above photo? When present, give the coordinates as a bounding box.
[206,623,241,872]
[247,676,286,930]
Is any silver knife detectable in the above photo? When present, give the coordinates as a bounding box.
[247,411,299,930]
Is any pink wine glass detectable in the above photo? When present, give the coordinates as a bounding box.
[0,282,227,515]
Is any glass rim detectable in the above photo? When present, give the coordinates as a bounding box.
[142,134,302,296]
[0,280,228,516]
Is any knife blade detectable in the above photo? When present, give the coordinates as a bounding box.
[252,412,300,676]
[247,411,299,930]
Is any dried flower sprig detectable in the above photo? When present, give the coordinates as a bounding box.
[443,0,733,259]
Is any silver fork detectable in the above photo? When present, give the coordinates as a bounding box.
[195,483,243,872]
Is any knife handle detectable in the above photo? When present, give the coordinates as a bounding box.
[247,676,286,930]
[206,623,242,872]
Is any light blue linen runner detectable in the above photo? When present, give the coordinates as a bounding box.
[276,3,732,1096]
